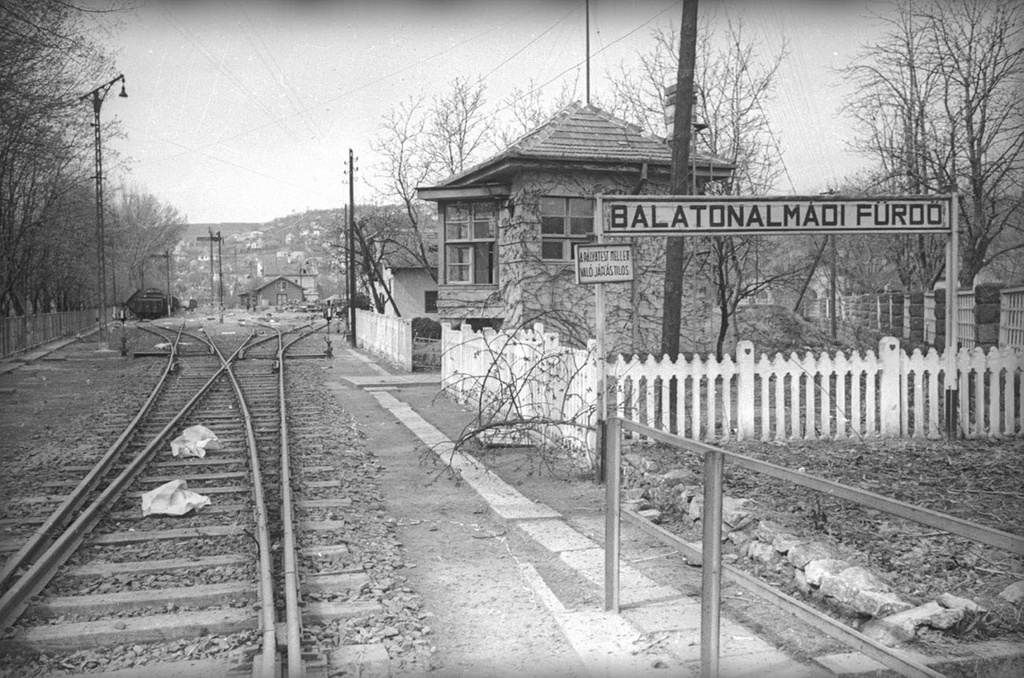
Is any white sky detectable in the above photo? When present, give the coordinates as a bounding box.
[91,0,888,224]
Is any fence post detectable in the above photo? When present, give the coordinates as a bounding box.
[934,288,947,351]
[701,446,724,676]
[909,292,925,344]
[736,341,755,440]
[974,283,1002,350]
[879,337,902,436]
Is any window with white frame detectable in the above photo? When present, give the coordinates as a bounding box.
[445,202,497,284]
[540,196,594,260]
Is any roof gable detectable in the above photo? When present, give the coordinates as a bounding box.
[420,101,733,193]
[508,101,672,163]
[253,275,303,293]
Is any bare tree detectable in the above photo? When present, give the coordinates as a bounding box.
[106,183,187,297]
[371,78,495,285]
[423,76,492,178]
[371,97,439,282]
[492,80,578,149]
[607,13,791,358]
[0,0,116,315]
[843,0,1024,287]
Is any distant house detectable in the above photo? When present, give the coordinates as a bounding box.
[244,275,305,309]
[376,245,439,318]
[417,101,734,352]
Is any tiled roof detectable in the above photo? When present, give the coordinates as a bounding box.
[425,101,731,190]
[507,102,673,163]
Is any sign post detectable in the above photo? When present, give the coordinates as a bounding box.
[593,193,959,619]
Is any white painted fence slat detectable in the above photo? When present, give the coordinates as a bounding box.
[440,325,1022,449]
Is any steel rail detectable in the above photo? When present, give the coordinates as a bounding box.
[0,323,187,592]
[277,329,315,677]
[621,419,1024,557]
[213,330,280,678]
[620,508,945,678]
[0,331,243,635]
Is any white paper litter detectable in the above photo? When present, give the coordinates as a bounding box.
[170,425,221,459]
[141,479,210,516]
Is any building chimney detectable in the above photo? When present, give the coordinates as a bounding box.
[663,83,706,140]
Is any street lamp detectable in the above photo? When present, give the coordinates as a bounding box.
[81,74,127,347]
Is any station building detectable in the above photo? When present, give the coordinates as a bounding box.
[417,101,734,353]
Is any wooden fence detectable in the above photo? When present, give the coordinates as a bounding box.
[442,324,596,450]
[442,324,1023,447]
[355,309,413,371]
[1001,287,1024,349]
[0,310,96,359]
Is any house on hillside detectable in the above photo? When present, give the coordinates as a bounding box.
[374,245,439,318]
[417,101,734,353]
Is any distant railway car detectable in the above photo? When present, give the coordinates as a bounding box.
[126,289,179,320]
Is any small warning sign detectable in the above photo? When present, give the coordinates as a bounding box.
[574,244,634,284]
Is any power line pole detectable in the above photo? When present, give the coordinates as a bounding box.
[208,227,216,312]
[217,230,224,320]
[348,149,357,347]
[660,0,698,358]
[166,250,172,317]
[585,0,591,105]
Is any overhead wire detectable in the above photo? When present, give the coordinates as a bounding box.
[523,1,680,102]
[155,2,304,146]
[135,3,543,170]
[480,2,582,81]
[230,2,330,145]
[125,124,338,201]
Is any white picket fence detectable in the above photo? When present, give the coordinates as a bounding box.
[355,309,412,371]
[442,323,1023,447]
[442,324,596,450]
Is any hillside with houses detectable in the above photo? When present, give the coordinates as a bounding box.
[173,209,346,309]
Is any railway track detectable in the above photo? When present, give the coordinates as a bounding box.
[0,318,373,677]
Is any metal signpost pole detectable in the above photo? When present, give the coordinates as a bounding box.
[946,195,959,439]
[592,195,621,613]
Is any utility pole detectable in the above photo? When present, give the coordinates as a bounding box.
[348,149,357,347]
[208,228,216,312]
[217,230,224,318]
[166,250,172,317]
[660,0,698,358]
[585,0,591,105]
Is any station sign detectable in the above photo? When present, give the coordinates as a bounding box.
[575,243,634,284]
[603,196,952,236]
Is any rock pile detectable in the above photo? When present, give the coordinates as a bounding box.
[621,452,1022,648]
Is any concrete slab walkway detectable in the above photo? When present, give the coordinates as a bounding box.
[324,347,831,677]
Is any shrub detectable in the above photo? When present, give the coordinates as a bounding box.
[411,317,442,340]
